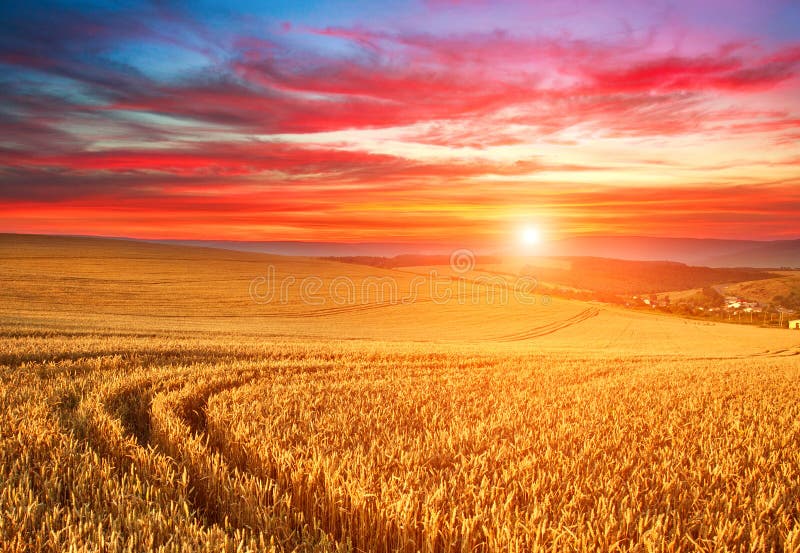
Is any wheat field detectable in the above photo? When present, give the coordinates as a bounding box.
[1,235,799,552]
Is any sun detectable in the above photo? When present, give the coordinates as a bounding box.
[520,225,541,246]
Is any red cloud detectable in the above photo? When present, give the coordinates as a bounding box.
[94,30,800,143]
[0,145,401,176]
[588,48,800,94]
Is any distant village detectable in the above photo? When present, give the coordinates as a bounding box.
[628,288,800,329]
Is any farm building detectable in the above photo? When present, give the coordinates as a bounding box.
[790,319,800,330]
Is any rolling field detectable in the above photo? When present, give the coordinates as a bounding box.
[2,235,800,552]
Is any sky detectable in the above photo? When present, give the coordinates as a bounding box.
[1,0,799,246]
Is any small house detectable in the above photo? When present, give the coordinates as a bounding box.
[790,319,800,330]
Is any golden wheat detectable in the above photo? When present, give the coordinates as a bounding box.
[2,332,799,552]
[2,236,799,552]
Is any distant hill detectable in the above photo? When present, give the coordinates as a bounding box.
[702,240,800,268]
[153,240,452,257]
[340,253,776,297]
[539,236,800,268]
[6,233,797,268]
[326,254,503,268]
[158,236,800,268]
[520,257,774,296]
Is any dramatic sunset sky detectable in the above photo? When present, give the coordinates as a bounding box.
[1,0,799,246]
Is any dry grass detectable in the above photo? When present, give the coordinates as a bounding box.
[1,235,799,552]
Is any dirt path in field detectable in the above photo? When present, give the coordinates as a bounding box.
[748,344,800,358]
[492,307,601,342]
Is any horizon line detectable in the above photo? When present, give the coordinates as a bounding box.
[3,231,800,245]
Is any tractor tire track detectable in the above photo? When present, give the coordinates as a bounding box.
[493,308,601,342]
